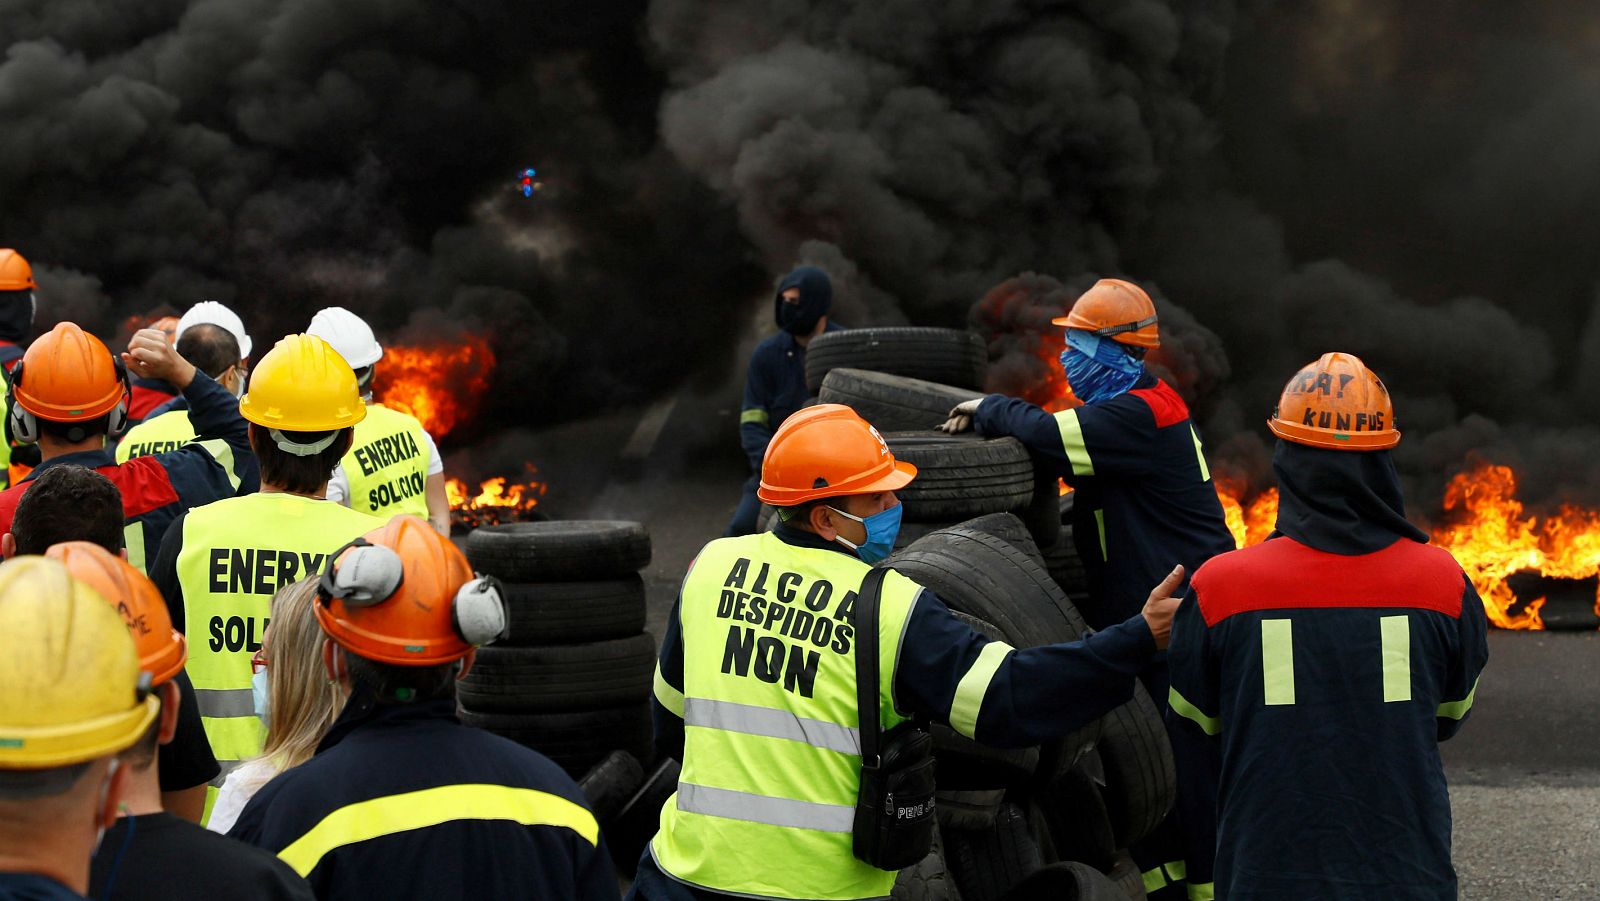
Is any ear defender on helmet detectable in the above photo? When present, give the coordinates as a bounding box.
[318,539,404,607]
[105,359,132,439]
[7,361,37,445]
[5,359,131,444]
[452,575,507,646]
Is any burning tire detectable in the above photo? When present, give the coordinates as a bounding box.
[457,634,655,712]
[943,803,1044,901]
[466,520,652,581]
[1095,684,1176,849]
[1035,754,1119,873]
[578,750,646,823]
[885,433,1034,523]
[606,757,682,877]
[819,368,983,432]
[458,703,654,779]
[497,576,648,644]
[995,861,1128,901]
[804,327,988,394]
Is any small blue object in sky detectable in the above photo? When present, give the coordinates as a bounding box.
[518,168,543,198]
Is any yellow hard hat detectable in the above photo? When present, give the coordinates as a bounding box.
[0,557,158,769]
[240,334,367,432]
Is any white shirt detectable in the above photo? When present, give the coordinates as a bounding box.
[205,757,281,834]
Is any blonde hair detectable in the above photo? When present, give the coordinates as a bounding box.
[260,577,345,771]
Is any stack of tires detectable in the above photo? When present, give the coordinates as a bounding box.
[456,521,657,778]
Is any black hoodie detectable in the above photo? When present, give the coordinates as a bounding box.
[1270,440,1429,555]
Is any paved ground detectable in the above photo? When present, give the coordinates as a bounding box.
[486,384,1600,898]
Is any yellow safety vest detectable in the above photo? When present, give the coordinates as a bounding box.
[340,404,432,519]
[116,409,198,462]
[651,532,924,901]
[177,493,380,781]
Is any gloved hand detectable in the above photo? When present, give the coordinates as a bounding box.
[936,398,984,434]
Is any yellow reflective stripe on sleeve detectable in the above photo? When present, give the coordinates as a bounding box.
[654,663,685,718]
[196,439,242,492]
[740,408,770,426]
[1188,882,1216,900]
[1142,866,1168,893]
[1261,619,1296,706]
[1164,859,1187,881]
[1094,509,1107,561]
[123,522,147,573]
[1380,615,1412,703]
[947,640,1013,739]
[1438,676,1480,720]
[1052,409,1095,477]
[277,784,598,877]
[1190,425,1211,481]
[1168,687,1221,736]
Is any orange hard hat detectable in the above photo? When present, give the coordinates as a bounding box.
[757,404,917,506]
[45,541,187,686]
[13,322,128,422]
[1268,352,1400,451]
[1051,278,1160,349]
[0,249,35,291]
[316,515,504,667]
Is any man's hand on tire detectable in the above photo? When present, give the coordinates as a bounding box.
[1140,565,1185,650]
[937,398,984,434]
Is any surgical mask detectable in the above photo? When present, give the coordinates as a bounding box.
[230,366,247,399]
[828,503,903,564]
[1060,329,1143,406]
[252,668,271,723]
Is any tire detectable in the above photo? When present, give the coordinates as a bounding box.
[608,757,681,877]
[944,803,1043,901]
[1107,854,1146,900]
[1022,466,1063,549]
[1096,683,1176,849]
[934,612,1039,789]
[819,368,983,433]
[805,327,988,394]
[935,787,1007,831]
[884,433,1034,523]
[1035,755,1119,872]
[578,750,644,823]
[458,703,653,778]
[997,861,1128,901]
[952,513,1043,567]
[893,823,963,901]
[458,634,655,712]
[466,521,651,581]
[498,577,647,645]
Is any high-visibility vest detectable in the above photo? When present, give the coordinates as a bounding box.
[177,492,379,780]
[651,532,924,900]
[116,409,198,462]
[339,404,432,519]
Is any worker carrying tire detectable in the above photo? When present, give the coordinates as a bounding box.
[1166,353,1489,901]
[635,403,1186,901]
[725,266,844,537]
[0,322,255,573]
[150,334,381,802]
[940,278,1235,899]
[0,555,158,901]
[307,307,450,535]
[227,515,618,900]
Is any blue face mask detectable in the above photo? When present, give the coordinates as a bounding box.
[1060,329,1143,405]
[252,668,270,724]
[828,503,903,564]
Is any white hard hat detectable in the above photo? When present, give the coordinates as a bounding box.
[176,301,253,359]
[307,307,384,369]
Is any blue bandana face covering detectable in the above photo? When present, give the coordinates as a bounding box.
[828,503,903,564]
[1060,329,1143,406]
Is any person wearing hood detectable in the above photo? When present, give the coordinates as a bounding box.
[724,266,843,537]
[940,277,1236,900]
[1165,353,1489,901]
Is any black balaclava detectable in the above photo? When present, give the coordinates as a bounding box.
[0,289,34,344]
[773,266,832,336]
[1270,440,1429,556]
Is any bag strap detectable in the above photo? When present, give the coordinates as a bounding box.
[854,566,889,768]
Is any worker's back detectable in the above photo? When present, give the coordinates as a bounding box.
[1169,536,1488,900]
[117,408,198,462]
[330,403,433,518]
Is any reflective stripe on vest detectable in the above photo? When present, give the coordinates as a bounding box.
[116,410,198,463]
[178,493,379,769]
[340,404,431,519]
[652,532,923,901]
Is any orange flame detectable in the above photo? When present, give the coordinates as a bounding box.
[447,465,548,530]
[375,335,495,442]
[1216,481,1279,549]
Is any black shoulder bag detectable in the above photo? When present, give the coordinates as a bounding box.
[852,567,937,870]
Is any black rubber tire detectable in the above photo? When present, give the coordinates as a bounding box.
[458,703,653,778]
[935,787,1007,831]
[953,513,1043,566]
[805,327,988,394]
[934,611,1040,789]
[944,803,1044,901]
[578,750,645,824]
[458,634,655,712]
[893,823,963,901]
[466,520,651,581]
[608,757,681,877]
[1108,854,1146,900]
[498,577,648,645]
[884,433,1034,523]
[1023,465,1063,549]
[1096,683,1176,849]
[819,368,983,433]
[1036,754,1119,872]
[997,861,1128,901]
